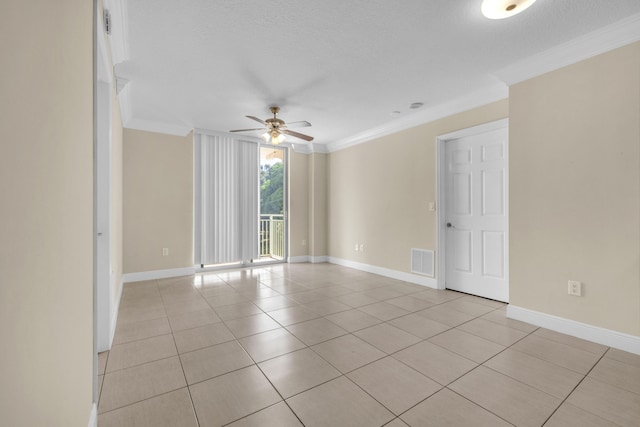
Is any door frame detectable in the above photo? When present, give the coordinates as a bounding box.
[256,143,288,266]
[95,0,114,352]
[435,118,509,294]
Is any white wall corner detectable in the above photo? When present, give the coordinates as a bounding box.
[494,12,640,86]
[507,305,640,356]
[88,403,97,427]
[327,257,438,289]
[117,81,133,126]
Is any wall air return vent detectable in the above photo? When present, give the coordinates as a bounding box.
[411,248,434,277]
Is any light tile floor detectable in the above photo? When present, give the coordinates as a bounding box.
[97,263,640,427]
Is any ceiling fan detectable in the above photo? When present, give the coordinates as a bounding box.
[230,106,314,144]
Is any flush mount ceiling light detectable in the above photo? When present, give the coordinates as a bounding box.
[481,0,537,19]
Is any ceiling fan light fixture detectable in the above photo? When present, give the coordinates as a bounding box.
[230,106,313,143]
[481,0,537,19]
[273,133,286,145]
[262,130,285,145]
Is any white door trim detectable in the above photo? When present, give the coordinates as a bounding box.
[96,1,115,354]
[436,118,509,293]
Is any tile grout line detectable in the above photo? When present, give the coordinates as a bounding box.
[97,387,194,418]
[539,348,611,426]
[220,325,309,427]
[163,280,203,427]
[443,386,518,427]
[108,266,633,426]
[375,306,535,425]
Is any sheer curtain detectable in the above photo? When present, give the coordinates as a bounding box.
[194,132,259,266]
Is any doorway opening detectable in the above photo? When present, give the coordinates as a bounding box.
[256,145,287,264]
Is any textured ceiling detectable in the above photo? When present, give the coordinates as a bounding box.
[115,0,640,145]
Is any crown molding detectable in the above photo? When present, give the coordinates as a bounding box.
[324,82,508,153]
[127,123,322,153]
[192,128,319,154]
[310,143,329,154]
[126,118,193,137]
[113,9,640,154]
[290,143,313,154]
[102,0,129,66]
[494,12,640,86]
[194,127,255,140]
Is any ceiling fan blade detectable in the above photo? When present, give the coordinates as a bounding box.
[285,120,312,128]
[246,115,266,125]
[282,129,314,141]
[229,127,265,133]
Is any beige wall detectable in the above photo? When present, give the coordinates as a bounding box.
[122,137,310,266]
[123,129,194,273]
[0,1,94,425]
[309,153,328,257]
[510,42,640,335]
[288,150,328,259]
[328,100,508,273]
[289,150,310,258]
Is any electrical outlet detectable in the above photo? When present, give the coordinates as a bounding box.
[302,239,307,246]
[428,202,436,211]
[162,248,169,256]
[568,280,581,296]
[359,244,364,252]
[354,244,359,252]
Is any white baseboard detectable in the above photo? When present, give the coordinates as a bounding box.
[327,257,438,289]
[121,258,438,289]
[122,266,197,283]
[287,255,328,264]
[287,256,310,263]
[88,403,97,427]
[508,305,640,355]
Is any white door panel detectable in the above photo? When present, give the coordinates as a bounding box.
[445,127,508,302]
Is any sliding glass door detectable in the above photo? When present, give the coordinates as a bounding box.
[257,145,287,264]
[194,132,287,268]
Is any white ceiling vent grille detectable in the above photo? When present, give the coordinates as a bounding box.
[411,248,434,277]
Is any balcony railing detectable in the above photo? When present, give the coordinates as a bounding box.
[259,214,285,260]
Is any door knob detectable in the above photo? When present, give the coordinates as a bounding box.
[446,223,453,228]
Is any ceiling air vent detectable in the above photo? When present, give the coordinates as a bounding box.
[411,248,434,277]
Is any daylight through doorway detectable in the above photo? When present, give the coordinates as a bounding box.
[256,145,287,264]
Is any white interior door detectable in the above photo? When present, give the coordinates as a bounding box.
[444,127,508,302]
